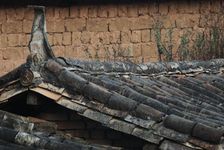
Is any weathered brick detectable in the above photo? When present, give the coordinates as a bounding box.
[211,1,221,13]
[108,5,117,18]
[168,1,178,14]
[88,6,98,18]
[119,44,134,57]
[131,16,154,30]
[72,32,81,45]
[0,9,6,23]
[47,20,64,33]
[75,45,89,59]
[143,56,158,63]
[0,3,222,71]
[148,2,159,14]
[65,46,76,57]
[70,6,79,18]
[3,21,22,33]
[7,34,20,47]
[141,29,151,42]
[6,8,16,21]
[187,1,200,14]
[177,1,199,14]
[127,4,138,17]
[54,8,61,18]
[0,24,2,33]
[54,20,65,32]
[118,5,127,17]
[176,14,200,28]
[90,32,100,45]
[176,1,188,13]
[138,4,149,16]
[98,6,108,18]
[55,7,69,19]
[62,32,71,45]
[99,45,111,59]
[0,48,2,59]
[15,8,25,20]
[13,59,26,69]
[131,30,141,43]
[134,56,144,64]
[199,1,210,14]
[0,60,14,73]
[2,47,24,60]
[199,14,219,28]
[133,44,142,57]
[6,8,24,21]
[160,28,175,43]
[47,34,54,46]
[121,30,131,44]
[109,18,131,31]
[98,32,110,44]
[171,28,182,46]
[159,15,177,28]
[19,34,31,48]
[53,33,63,46]
[86,45,98,59]
[87,18,108,32]
[23,47,30,58]
[46,7,54,21]
[0,34,7,48]
[81,31,92,44]
[24,8,34,20]
[12,59,26,71]
[52,46,65,57]
[159,2,169,15]
[100,49,109,59]
[23,20,33,33]
[65,19,86,32]
[80,6,88,18]
[109,31,120,44]
[141,42,158,58]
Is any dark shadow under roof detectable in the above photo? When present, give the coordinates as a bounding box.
[0,109,120,150]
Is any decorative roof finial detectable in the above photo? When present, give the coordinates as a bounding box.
[28,6,55,69]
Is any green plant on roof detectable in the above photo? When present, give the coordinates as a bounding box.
[177,32,190,61]
[153,21,173,62]
[84,47,93,59]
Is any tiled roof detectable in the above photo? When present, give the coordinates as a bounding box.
[1,59,224,149]
[0,6,224,150]
[0,109,118,150]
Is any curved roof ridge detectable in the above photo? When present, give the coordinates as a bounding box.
[57,57,224,74]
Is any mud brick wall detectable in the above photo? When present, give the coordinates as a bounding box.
[0,0,224,75]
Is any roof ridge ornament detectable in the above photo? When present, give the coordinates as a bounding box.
[28,6,55,70]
